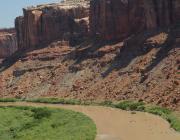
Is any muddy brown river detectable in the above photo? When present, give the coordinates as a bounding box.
[0,102,180,140]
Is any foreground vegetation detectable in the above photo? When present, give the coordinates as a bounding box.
[0,97,179,132]
[0,106,96,140]
[114,101,180,132]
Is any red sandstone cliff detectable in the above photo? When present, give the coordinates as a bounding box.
[90,0,180,40]
[15,0,89,49]
[0,0,179,110]
[0,30,17,58]
[14,0,180,48]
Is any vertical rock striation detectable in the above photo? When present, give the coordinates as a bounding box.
[15,0,89,49]
[0,30,17,58]
[90,0,180,40]
[14,0,180,49]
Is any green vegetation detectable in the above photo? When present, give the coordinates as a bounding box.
[113,101,180,132]
[114,100,145,111]
[0,98,93,105]
[0,97,179,132]
[0,98,18,102]
[26,98,82,105]
[0,106,96,140]
[145,106,180,132]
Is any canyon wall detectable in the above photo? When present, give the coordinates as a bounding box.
[90,0,180,40]
[0,30,17,58]
[14,0,180,50]
[15,0,89,49]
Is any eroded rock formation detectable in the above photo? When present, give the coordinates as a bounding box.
[15,0,89,49]
[14,0,180,49]
[90,0,180,40]
[0,30,17,58]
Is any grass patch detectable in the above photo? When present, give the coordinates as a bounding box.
[99,100,114,107]
[112,101,180,132]
[0,97,179,132]
[145,106,180,131]
[31,108,52,120]
[168,114,180,132]
[145,106,172,117]
[0,98,19,102]
[0,106,96,140]
[26,98,82,105]
[114,100,145,111]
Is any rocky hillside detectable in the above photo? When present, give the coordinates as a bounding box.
[0,0,179,110]
[0,30,179,110]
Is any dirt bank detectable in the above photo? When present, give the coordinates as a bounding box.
[0,33,179,110]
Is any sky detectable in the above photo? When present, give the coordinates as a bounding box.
[0,0,61,28]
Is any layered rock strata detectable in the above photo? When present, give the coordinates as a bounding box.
[15,0,89,49]
[0,30,17,58]
[90,0,180,40]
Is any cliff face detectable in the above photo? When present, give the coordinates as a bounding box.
[90,0,180,40]
[15,0,180,48]
[1,1,180,110]
[15,1,89,49]
[0,31,17,58]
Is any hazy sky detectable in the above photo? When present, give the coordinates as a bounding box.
[0,0,61,28]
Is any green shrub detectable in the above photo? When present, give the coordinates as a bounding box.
[167,114,180,132]
[27,98,63,104]
[28,98,82,105]
[0,98,18,102]
[114,101,145,111]
[145,106,180,132]
[99,100,113,107]
[63,99,81,105]
[31,108,51,120]
[145,106,171,117]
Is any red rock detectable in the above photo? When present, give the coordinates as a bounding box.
[90,0,180,41]
[15,0,90,49]
[0,30,18,58]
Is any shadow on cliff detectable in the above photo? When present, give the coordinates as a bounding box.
[101,29,176,79]
[0,42,47,73]
[0,28,177,79]
[0,50,26,72]
[0,35,89,73]
[63,38,120,64]
[63,29,176,78]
